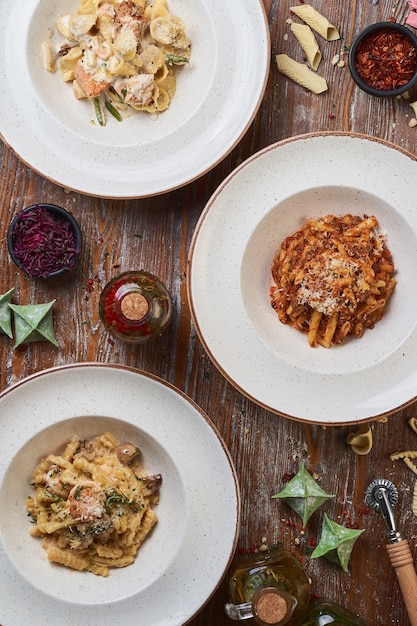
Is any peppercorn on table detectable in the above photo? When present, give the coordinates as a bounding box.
[1,1,417,625]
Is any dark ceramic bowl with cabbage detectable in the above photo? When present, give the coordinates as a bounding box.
[7,203,82,278]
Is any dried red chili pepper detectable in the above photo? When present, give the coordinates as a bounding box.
[355,28,417,90]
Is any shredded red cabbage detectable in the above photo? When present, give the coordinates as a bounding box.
[11,206,80,278]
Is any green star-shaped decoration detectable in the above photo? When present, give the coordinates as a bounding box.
[272,462,335,526]
[311,512,364,572]
[9,300,58,348]
[0,288,14,338]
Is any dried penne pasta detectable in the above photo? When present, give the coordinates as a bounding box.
[276,54,328,94]
[26,433,161,576]
[270,214,396,348]
[290,4,340,41]
[290,22,322,70]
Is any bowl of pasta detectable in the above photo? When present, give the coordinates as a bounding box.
[187,132,417,424]
[0,364,240,625]
[0,0,270,197]
[348,21,417,97]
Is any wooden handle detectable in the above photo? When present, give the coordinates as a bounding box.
[386,540,417,626]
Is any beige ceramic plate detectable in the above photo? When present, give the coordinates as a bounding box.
[187,132,417,424]
[0,364,240,625]
[0,0,269,198]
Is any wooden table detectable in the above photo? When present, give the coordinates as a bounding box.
[1,1,417,624]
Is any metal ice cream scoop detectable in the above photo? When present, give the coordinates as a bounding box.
[366,478,417,626]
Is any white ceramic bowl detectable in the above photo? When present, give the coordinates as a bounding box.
[187,132,417,424]
[0,0,269,198]
[0,364,240,625]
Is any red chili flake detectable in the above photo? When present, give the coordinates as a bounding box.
[236,544,259,556]
[282,517,296,528]
[86,275,99,293]
[329,113,335,119]
[11,206,79,278]
[357,506,371,517]
[342,508,362,529]
[355,28,417,90]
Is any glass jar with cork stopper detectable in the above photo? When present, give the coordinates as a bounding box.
[225,548,311,625]
[99,271,172,343]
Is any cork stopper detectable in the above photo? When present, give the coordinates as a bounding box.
[120,292,149,321]
[254,589,289,625]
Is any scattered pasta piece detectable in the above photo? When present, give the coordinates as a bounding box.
[290,22,322,70]
[409,417,417,435]
[390,418,417,516]
[390,449,417,462]
[346,425,373,455]
[290,4,340,41]
[409,100,417,117]
[276,54,328,94]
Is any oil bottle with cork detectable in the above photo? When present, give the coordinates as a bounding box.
[225,548,310,625]
[99,270,172,343]
[225,548,367,625]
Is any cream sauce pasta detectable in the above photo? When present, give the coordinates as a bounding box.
[26,433,161,576]
[43,0,191,121]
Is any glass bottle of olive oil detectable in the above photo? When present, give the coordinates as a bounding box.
[225,549,311,625]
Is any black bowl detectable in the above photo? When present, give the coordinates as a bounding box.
[348,22,417,97]
[7,203,82,278]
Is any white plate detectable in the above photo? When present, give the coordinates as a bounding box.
[187,132,417,425]
[0,0,269,198]
[0,364,240,625]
